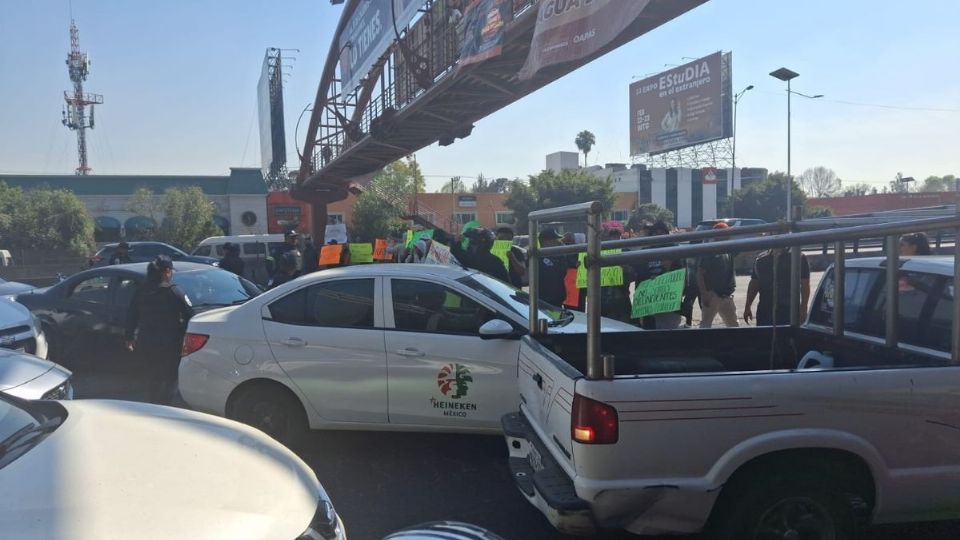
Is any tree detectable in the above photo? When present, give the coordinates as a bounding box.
[919,175,957,192]
[888,172,911,194]
[351,192,403,242]
[439,176,467,193]
[842,183,875,197]
[350,160,422,241]
[470,175,511,193]
[127,187,163,240]
[574,130,596,167]
[0,182,94,255]
[627,203,674,231]
[805,206,834,218]
[157,187,222,251]
[729,172,807,223]
[504,169,615,230]
[798,166,841,198]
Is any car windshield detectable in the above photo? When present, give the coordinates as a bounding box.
[0,394,64,470]
[173,269,260,308]
[457,273,571,326]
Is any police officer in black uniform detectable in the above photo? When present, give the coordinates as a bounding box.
[267,251,300,290]
[125,255,194,405]
[218,242,245,276]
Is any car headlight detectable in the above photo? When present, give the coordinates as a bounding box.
[42,380,73,400]
[297,500,346,540]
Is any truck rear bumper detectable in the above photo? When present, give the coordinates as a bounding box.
[502,412,596,535]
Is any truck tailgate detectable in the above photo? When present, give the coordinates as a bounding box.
[517,336,580,469]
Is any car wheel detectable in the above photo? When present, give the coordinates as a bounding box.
[231,386,307,447]
[708,469,864,540]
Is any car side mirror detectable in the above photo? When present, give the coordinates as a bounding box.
[479,319,520,340]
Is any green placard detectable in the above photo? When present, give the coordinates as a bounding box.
[631,268,686,318]
[407,229,434,248]
[491,240,513,269]
[349,243,374,263]
[460,220,482,250]
[575,250,624,288]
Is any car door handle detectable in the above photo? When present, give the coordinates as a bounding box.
[281,337,306,347]
[395,348,425,357]
[532,373,543,389]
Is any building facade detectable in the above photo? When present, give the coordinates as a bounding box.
[0,168,268,242]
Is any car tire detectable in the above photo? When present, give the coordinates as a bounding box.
[707,466,866,540]
[231,385,307,448]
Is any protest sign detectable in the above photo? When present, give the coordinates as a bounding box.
[631,268,686,318]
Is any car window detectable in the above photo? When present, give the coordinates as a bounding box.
[392,279,494,335]
[269,279,375,328]
[69,276,112,304]
[809,267,884,336]
[244,242,266,255]
[115,278,139,309]
[132,244,161,258]
[924,278,954,352]
[172,270,258,308]
[193,245,212,257]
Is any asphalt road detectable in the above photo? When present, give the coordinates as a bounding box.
[67,269,960,540]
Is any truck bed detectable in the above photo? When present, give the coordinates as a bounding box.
[537,327,946,377]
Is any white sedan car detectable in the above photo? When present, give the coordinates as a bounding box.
[0,393,345,540]
[0,348,72,400]
[180,264,637,443]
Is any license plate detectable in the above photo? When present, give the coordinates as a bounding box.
[528,444,545,472]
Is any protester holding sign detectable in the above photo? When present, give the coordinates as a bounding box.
[599,227,633,322]
[632,221,683,329]
[453,227,510,282]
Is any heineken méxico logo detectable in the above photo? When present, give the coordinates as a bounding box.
[437,363,472,399]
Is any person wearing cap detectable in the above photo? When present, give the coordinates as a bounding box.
[125,255,195,405]
[110,242,132,265]
[268,250,300,290]
[273,230,303,272]
[453,227,510,282]
[301,235,320,274]
[537,228,569,307]
[696,222,739,328]
[218,242,245,277]
[632,221,683,329]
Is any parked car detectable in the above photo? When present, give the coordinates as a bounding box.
[0,278,33,297]
[179,264,638,444]
[88,241,219,267]
[0,348,72,400]
[0,392,345,539]
[506,204,960,538]
[16,262,261,367]
[694,218,767,230]
[0,297,47,359]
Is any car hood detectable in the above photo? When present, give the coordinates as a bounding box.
[0,281,35,296]
[0,350,62,393]
[0,400,325,540]
[185,255,220,265]
[549,310,640,334]
[0,296,31,326]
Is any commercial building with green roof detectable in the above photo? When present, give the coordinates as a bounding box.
[0,168,267,242]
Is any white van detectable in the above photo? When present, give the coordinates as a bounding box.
[192,235,287,285]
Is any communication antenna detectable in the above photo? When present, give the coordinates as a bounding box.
[62,19,103,175]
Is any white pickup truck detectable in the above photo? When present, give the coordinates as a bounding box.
[503,202,960,539]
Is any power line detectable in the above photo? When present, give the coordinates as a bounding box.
[758,90,959,113]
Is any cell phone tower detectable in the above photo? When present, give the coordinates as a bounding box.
[62,20,103,175]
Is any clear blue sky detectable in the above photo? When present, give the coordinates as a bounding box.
[2,0,958,192]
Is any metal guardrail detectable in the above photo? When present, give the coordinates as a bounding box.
[526,202,960,380]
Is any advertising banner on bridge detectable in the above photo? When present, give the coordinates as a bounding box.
[338,0,426,93]
[459,0,513,66]
[519,0,651,80]
[629,52,726,155]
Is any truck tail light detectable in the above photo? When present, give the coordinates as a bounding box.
[182,333,209,357]
[572,394,619,444]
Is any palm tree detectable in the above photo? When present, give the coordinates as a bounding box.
[575,130,596,167]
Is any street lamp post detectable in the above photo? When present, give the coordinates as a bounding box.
[769,68,823,222]
[730,84,754,216]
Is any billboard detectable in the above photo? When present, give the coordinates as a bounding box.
[519,0,651,80]
[338,0,426,94]
[629,52,730,155]
[257,50,287,179]
[459,0,513,66]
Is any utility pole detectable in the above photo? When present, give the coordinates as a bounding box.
[62,20,103,175]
